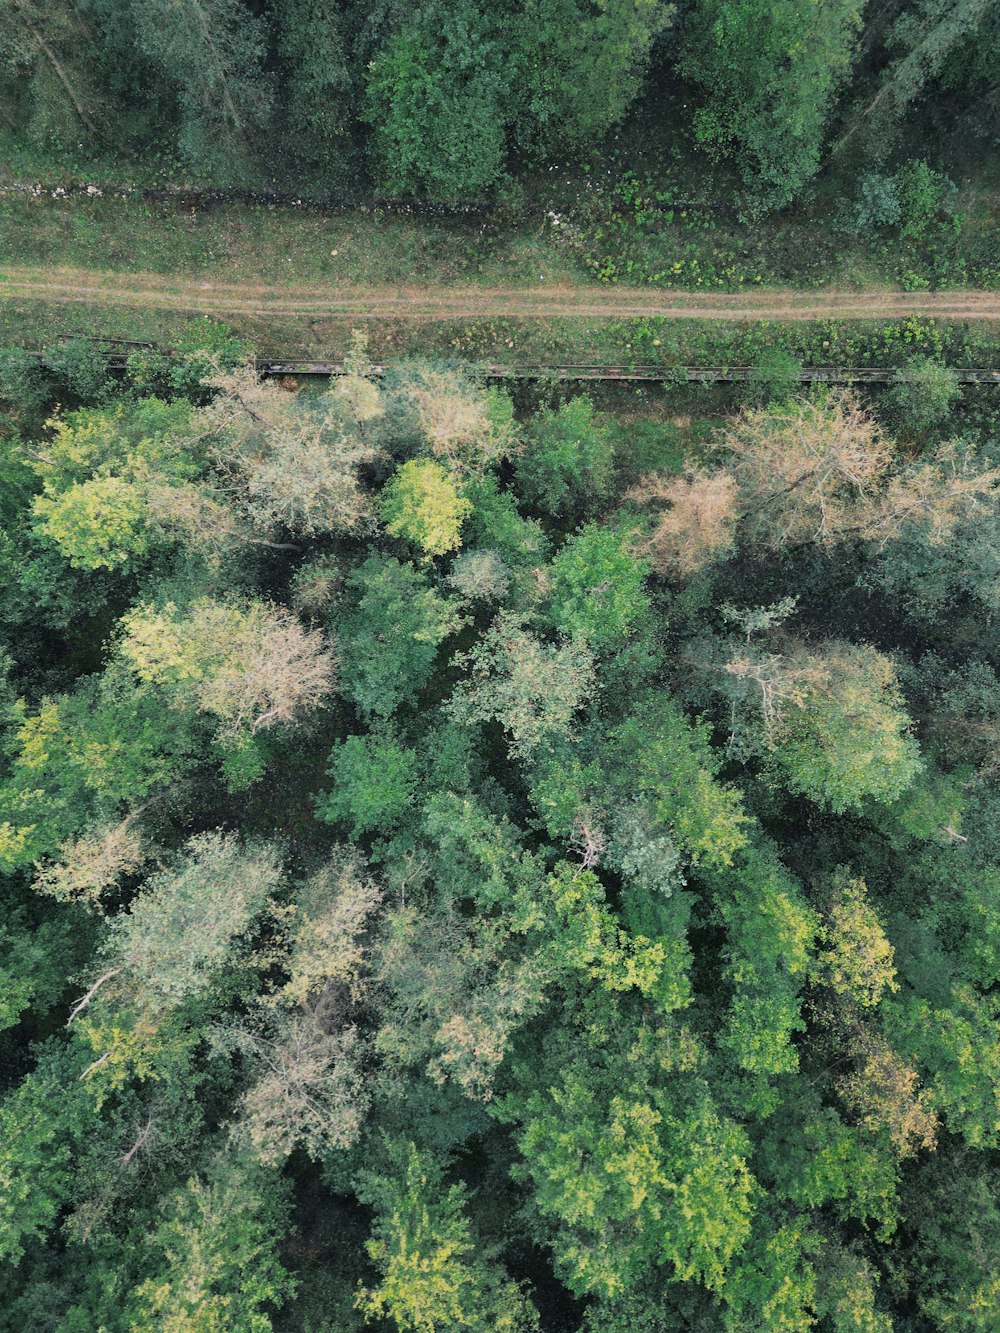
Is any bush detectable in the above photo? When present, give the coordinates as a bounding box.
[0,348,51,424]
[748,349,803,404]
[44,340,114,405]
[885,359,961,435]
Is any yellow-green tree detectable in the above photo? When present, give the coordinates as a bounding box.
[380,458,472,558]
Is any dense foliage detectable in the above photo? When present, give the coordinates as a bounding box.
[1,341,999,1330]
[1,0,997,209]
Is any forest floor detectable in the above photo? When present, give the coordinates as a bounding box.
[4,266,1000,322]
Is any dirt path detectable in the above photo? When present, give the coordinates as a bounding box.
[3,265,1000,321]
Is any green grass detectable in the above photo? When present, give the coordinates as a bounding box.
[2,167,999,298]
[0,194,573,287]
[4,287,1000,380]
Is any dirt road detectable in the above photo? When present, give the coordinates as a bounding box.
[3,266,1000,321]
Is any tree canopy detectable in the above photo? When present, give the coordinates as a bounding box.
[1,349,999,1332]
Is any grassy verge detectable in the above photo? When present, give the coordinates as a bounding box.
[0,194,569,288]
[1,174,998,299]
[4,290,1000,374]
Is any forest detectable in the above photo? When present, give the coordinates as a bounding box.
[0,330,997,1330]
[1,0,997,211]
[2,0,1000,1330]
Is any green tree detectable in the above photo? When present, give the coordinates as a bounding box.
[544,521,651,649]
[0,347,51,425]
[27,396,199,570]
[816,871,899,1009]
[608,696,751,868]
[514,0,673,149]
[898,1151,1000,1331]
[748,348,804,404]
[0,669,195,871]
[356,1139,538,1332]
[515,397,615,519]
[771,643,922,812]
[500,1010,754,1300]
[318,730,420,838]
[509,860,690,1014]
[462,475,549,571]
[885,357,962,435]
[274,0,353,181]
[337,555,467,718]
[701,840,817,1093]
[680,0,865,211]
[33,474,150,570]
[0,901,81,1031]
[0,1,102,141]
[129,1153,295,1332]
[831,0,993,159]
[453,614,597,759]
[756,1086,899,1236]
[43,338,115,404]
[0,1040,96,1263]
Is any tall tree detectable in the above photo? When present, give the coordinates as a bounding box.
[831,0,995,158]
[0,0,101,138]
[128,0,273,180]
[514,0,674,149]
[363,2,510,199]
[680,0,865,210]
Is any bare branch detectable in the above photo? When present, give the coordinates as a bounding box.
[66,967,122,1027]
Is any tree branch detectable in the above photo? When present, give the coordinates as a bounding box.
[67,967,122,1027]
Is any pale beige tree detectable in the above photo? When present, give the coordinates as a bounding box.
[108,831,283,1004]
[226,851,382,1163]
[716,391,893,549]
[33,816,148,909]
[145,480,255,559]
[837,1028,939,1156]
[119,597,337,740]
[331,373,385,423]
[863,440,1000,548]
[200,361,299,444]
[239,413,380,537]
[721,645,831,737]
[329,329,386,422]
[627,466,739,577]
[715,392,1000,555]
[67,833,284,1083]
[397,366,520,476]
[199,363,381,537]
[234,1002,369,1164]
[281,851,383,1008]
[374,904,546,1102]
